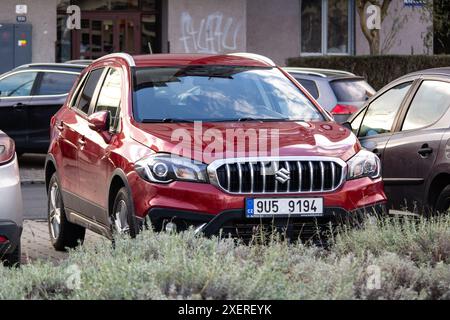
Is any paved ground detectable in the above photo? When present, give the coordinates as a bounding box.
[18,154,102,265]
[21,220,103,265]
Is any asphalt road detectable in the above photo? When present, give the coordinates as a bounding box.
[22,184,47,220]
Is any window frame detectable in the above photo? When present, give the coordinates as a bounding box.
[34,70,80,97]
[354,80,416,138]
[93,67,123,133]
[0,70,40,99]
[71,67,107,117]
[300,0,355,56]
[399,77,450,132]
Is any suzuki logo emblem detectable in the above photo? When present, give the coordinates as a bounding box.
[275,168,290,184]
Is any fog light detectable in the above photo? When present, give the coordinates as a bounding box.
[153,162,169,178]
[165,222,177,233]
[0,235,8,244]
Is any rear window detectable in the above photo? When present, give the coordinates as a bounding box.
[294,78,319,99]
[37,72,78,96]
[330,79,375,102]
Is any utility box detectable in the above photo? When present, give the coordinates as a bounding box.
[0,23,32,74]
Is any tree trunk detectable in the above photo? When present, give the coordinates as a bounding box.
[369,30,381,55]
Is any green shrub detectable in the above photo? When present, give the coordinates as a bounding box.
[286,55,450,90]
[1,216,450,300]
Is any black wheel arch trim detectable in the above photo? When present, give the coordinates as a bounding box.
[107,168,137,219]
[45,153,58,192]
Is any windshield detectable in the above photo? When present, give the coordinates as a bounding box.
[330,79,375,102]
[133,66,323,122]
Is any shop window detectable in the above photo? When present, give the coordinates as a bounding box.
[300,0,354,55]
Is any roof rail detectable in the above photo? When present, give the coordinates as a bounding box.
[227,53,276,66]
[95,53,136,67]
[282,68,328,78]
[285,67,355,76]
[14,63,87,69]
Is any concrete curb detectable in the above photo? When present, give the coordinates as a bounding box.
[21,180,46,185]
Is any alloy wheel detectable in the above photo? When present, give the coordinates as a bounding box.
[113,199,130,234]
[49,182,62,239]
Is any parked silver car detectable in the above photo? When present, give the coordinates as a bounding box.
[285,68,375,123]
[0,130,23,266]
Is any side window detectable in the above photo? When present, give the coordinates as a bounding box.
[402,80,450,131]
[37,72,79,96]
[76,68,104,114]
[359,82,412,138]
[350,108,366,136]
[0,72,38,97]
[94,68,122,131]
[295,78,319,99]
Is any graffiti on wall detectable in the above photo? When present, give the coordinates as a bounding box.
[179,11,242,54]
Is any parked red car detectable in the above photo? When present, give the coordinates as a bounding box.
[45,53,386,249]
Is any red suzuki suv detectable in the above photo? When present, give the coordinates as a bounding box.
[45,53,386,250]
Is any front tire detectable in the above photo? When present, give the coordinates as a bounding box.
[435,185,450,215]
[48,173,85,251]
[111,187,139,238]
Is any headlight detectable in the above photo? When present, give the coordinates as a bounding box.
[347,150,381,180]
[135,154,208,184]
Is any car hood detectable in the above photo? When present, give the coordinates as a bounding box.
[130,121,360,164]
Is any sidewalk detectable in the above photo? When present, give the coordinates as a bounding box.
[21,220,103,265]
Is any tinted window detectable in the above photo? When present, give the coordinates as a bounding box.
[402,80,450,131]
[330,79,375,102]
[0,72,37,97]
[76,68,104,114]
[295,78,319,99]
[37,72,78,96]
[95,68,122,131]
[359,82,412,137]
[134,66,323,122]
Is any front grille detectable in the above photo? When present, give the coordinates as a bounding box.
[210,158,345,194]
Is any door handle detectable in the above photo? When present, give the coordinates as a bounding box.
[418,144,433,157]
[13,103,27,109]
[78,137,86,147]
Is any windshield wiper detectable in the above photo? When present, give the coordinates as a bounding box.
[141,118,195,123]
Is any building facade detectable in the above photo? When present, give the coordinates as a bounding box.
[0,0,438,70]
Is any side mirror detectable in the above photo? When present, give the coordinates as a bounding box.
[342,122,352,131]
[88,111,110,132]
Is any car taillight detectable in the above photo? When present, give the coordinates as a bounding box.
[0,136,15,165]
[0,235,9,243]
[331,104,359,115]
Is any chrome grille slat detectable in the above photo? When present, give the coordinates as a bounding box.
[249,162,254,193]
[330,162,335,189]
[261,161,266,193]
[237,162,243,193]
[212,157,344,195]
[319,161,325,191]
[285,161,290,192]
[297,161,302,192]
[273,161,279,193]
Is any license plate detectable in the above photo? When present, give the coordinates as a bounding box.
[245,198,324,218]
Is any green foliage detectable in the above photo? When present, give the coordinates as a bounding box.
[1,216,450,300]
[287,55,450,90]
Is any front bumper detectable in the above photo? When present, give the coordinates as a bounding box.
[147,202,387,240]
[0,220,22,254]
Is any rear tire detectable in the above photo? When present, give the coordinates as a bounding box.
[435,185,450,215]
[47,173,85,251]
[111,187,139,238]
[2,240,21,267]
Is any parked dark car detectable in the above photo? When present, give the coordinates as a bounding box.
[284,68,375,123]
[348,67,450,215]
[0,63,85,154]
